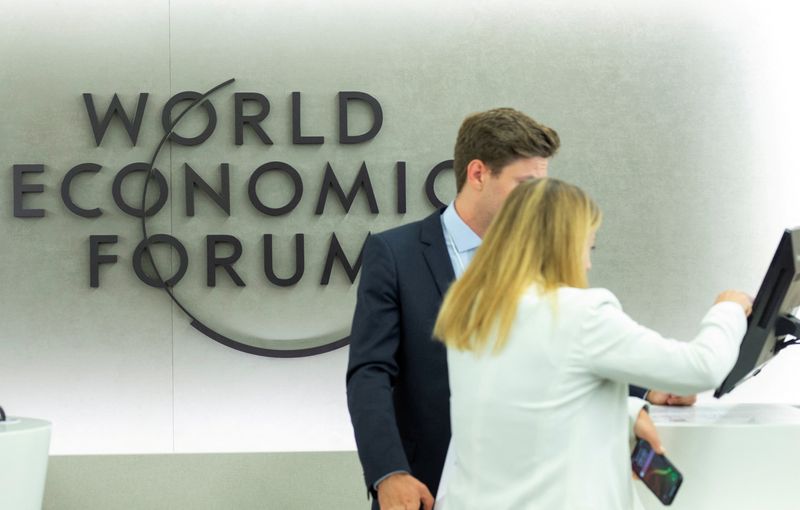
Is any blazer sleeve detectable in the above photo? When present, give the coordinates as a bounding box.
[346,233,410,493]
[579,289,747,395]
[628,385,648,399]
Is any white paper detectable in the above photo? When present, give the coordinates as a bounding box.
[648,403,800,426]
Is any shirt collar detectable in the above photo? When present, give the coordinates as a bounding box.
[442,201,482,253]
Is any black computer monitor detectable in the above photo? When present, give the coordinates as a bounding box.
[715,227,800,398]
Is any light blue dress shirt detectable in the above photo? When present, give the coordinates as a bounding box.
[440,202,482,278]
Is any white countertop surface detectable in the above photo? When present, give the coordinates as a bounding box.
[649,403,800,426]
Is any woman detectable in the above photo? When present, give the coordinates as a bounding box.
[433,178,750,509]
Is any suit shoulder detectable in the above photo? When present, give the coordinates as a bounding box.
[371,211,442,245]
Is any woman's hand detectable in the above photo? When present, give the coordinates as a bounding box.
[634,408,664,455]
[714,290,753,317]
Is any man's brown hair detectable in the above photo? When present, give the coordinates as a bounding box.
[453,108,560,191]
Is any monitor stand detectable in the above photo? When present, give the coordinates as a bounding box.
[773,314,800,354]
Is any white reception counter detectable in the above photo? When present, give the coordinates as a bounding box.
[636,403,800,510]
[0,417,51,510]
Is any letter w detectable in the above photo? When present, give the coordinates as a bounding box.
[83,93,149,146]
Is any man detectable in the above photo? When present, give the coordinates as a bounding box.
[346,108,689,510]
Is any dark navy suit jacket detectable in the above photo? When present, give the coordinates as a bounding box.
[347,210,454,503]
[346,209,647,505]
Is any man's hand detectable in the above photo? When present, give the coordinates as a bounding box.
[646,390,697,407]
[633,408,664,455]
[377,473,434,510]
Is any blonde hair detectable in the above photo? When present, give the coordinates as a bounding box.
[434,178,601,353]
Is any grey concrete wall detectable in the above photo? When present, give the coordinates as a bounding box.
[2,0,800,508]
[44,452,369,510]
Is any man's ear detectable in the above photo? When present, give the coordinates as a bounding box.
[465,159,490,191]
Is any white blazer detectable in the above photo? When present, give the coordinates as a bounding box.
[440,286,746,510]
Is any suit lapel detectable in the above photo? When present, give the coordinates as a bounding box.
[420,209,456,297]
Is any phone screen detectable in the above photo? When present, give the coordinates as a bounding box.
[631,439,683,505]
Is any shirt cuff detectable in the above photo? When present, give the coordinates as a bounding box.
[373,470,410,491]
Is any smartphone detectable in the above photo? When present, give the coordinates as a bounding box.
[631,438,683,505]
